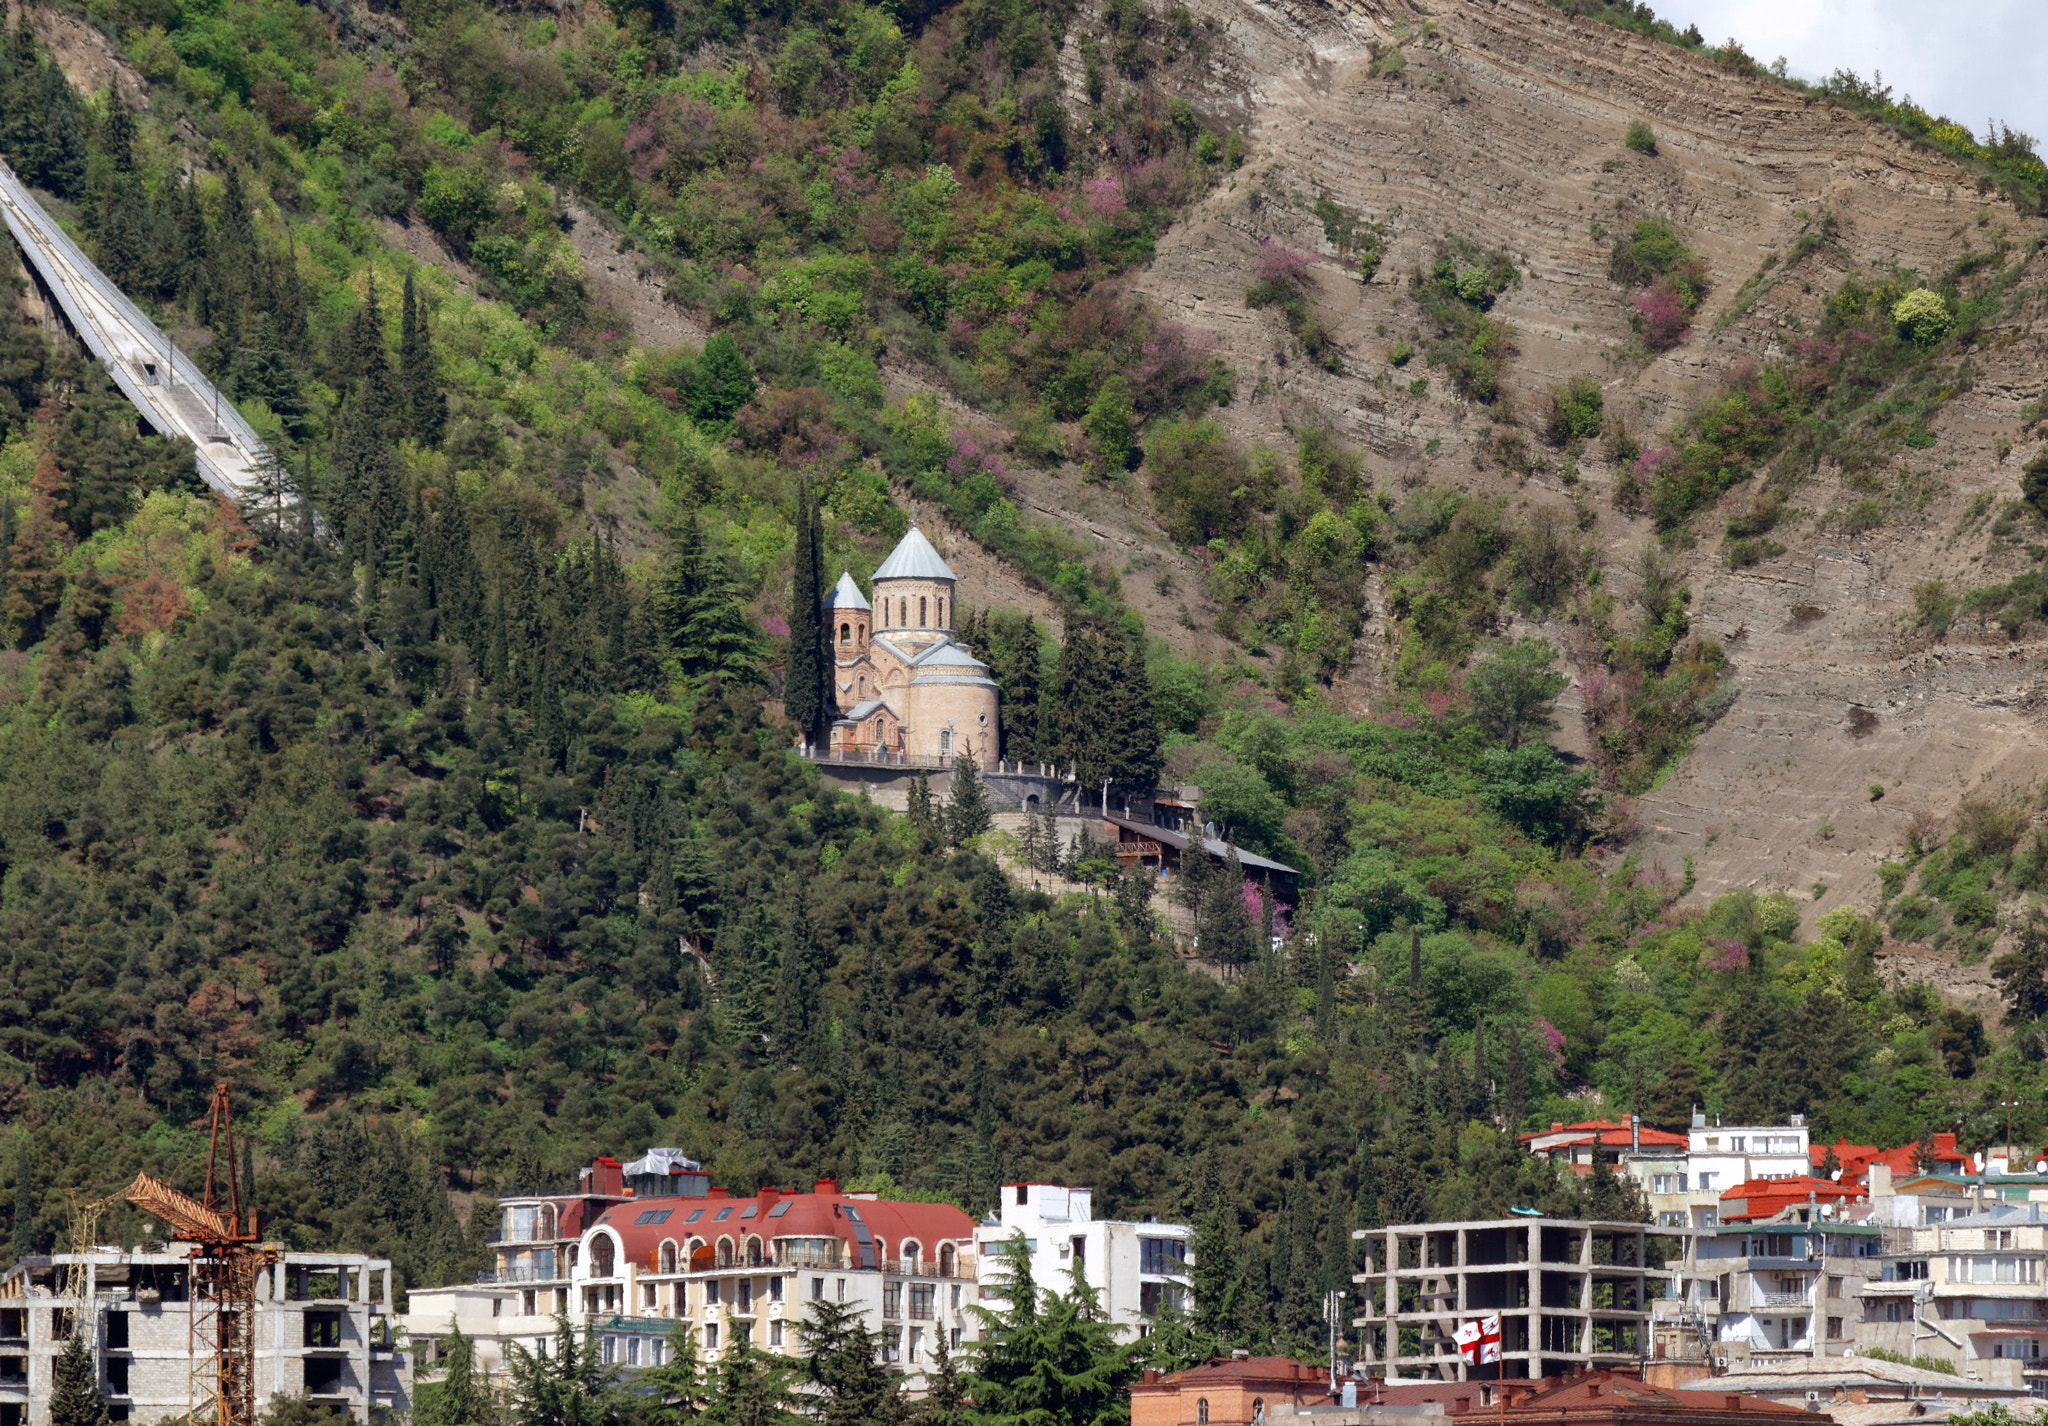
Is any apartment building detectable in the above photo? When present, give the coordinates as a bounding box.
[1349,1217,1685,1381]
[410,1154,983,1388]
[973,1184,1194,1339]
[0,1246,407,1425]
[1856,1202,2048,1391]
[1685,1193,1882,1365]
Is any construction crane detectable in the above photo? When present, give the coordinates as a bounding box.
[119,1084,277,1426]
[60,1189,126,1346]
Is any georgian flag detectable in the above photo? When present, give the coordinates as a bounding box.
[1454,1315,1502,1365]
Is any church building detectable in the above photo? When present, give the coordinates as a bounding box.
[823,527,1000,762]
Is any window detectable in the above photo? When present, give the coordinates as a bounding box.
[840,623,850,645]
[106,1359,128,1395]
[734,1321,752,1348]
[812,1278,825,1301]
[910,1284,935,1319]
[1071,1236,1086,1268]
[1139,1238,1187,1275]
[937,599,946,627]
[1700,1278,1719,1300]
[769,1201,794,1219]
[704,1324,718,1351]
[634,1209,674,1225]
[304,1313,343,1348]
[714,1208,735,1222]
[741,1206,758,1220]
[1951,1256,2039,1284]
[686,1209,706,1223]
[769,1320,783,1347]
[1140,1282,1188,1316]
[1017,1185,1029,1205]
[627,1338,641,1366]
[652,1340,666,1367]
[1730,1137,1746,1152]
[707,1280,721,1307]
[951,1328,963,1349]
[1198,1400,1209,1426]
[1827,1317,1844,1340]
[493,1298,504,1318]
[304,1360,343,1394]
[919,598,927,626]
[837,1279,846,1302]
[1658,1212,1686,1228]
[951,1285,962,1310]
[940,731,953,756]
[1652,1175,1675,1194]
[1827,1276,1843,1299]
[1705,1138,1719,1150]
[104,1315,127,1350]
[770,1276,783,1302]
[737,1280,752,1314]
[1253,1400,1266,1424]
[1989,1230,2017,1250]
[909,1326,924,1363]
[1697,1173,1718,1191]
[884,1283,903,1318]
[881,1328,902,1363]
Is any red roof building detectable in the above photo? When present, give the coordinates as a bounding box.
[1807,1133,1973,1189]
[1130,1364,1816,1426]
[1716,1175,1863,1222]
[1522,1121,1690,1176]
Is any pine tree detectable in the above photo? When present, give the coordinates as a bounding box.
[945,752,992,844]
[775,899,826,1071]
[697,1340,799,1426]
[690,333,756,426]
[783,480,830,746]
[921,1327,966,1426]
[504,1316,629,1426]
[799,1298,908,1426]
[415,1323,498,1426]
[965,1236,1139,1426]
[343,275,400,428]
[4,446,70,647]
[641,1321,702,1426]
[49,1333,109,1426]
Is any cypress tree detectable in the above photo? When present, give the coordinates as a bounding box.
[906,770,939,845]
[783,480,829,747]
[1189,1199,1245,1352]
[399,271,446,446]
[49,1333,109,1426]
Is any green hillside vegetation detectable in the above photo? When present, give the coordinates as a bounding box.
[0,0,2043,1383]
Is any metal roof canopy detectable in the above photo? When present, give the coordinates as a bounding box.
[1103,812,1300,875]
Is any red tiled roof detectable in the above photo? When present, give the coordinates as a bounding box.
[1141,1358,1333,1389]
[1808,1134,1972,1188]
[1717,1175,1862,1222]
[588,1187,974,1269]
[1500,1373,1811,1420]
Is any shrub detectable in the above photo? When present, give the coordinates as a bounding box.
[1544,375,1604,445]
[1635,281,1692,351]
[1390,340,1412,367]
[1625,121,1658,155]
[1893,288,1953,345]
[1082,375,1137,478]
[1146,418,1253,542]
[1725,537,1785,568]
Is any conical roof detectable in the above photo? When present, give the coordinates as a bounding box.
[872,525,957,582]
[824,571,870,611]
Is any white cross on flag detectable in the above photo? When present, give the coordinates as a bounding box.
[1453,1315,1502,1365]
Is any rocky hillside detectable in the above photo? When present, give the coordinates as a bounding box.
[1081,0,2048,937]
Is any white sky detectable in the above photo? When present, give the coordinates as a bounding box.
[1646,0,2048,142]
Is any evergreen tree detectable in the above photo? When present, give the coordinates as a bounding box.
[342,276,399,428]
[1050,614,1160,790]
[799,1298,908,1426]
[922,1327,967,1426]
[1319,1183,1352,1305]
[230,315,311,443]
[504,1317,631,1426]
[775,899,827,1071]
[641,1321,702,1426]
[400,271,447,446]
[965,1237,1138,1426]
[415,1323,498,1426]
[658,514,764,682]
[691,334,757,426]
[945,752,992,844]
[783,481,830,746]
[49,1332,109,1426]
[1111,862,1154,937]
[906,770,939,845]
[1189,1199,1245,1352]
[696,1340,799,1426]
[4,446,70,646]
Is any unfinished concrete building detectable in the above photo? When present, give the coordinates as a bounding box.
[1351,1218,1691,1381]
[0,1246,409,1425]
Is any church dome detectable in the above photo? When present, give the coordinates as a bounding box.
[872,526,956,583]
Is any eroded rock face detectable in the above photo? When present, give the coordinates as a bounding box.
[1132,0,2048,929]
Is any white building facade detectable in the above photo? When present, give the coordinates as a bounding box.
[973,1184,1194,1337]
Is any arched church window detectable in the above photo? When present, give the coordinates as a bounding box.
[840,622,850,645]
[919,597,928,627]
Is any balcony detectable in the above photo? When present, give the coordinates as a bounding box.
[775,1246,847,1271]
[487,1228,564,1245]
[478,1266,566,1285]
[1757,1293,1811,1309]
[880,1259,970,1279]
